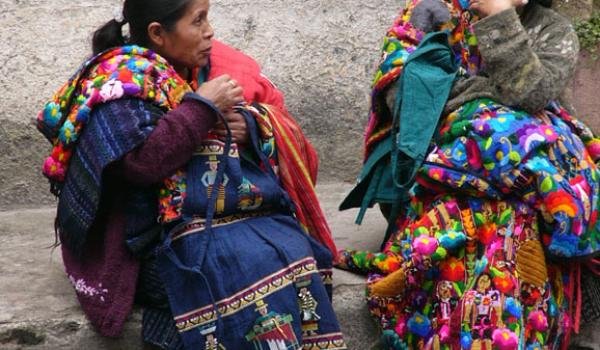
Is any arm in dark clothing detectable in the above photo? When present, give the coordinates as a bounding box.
[446,5,579,113]
[116,94,218,186]
[470,7,579,113]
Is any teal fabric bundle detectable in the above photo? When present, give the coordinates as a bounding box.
[340,31,458,224]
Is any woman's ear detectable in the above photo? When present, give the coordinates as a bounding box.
[147,22,165,48]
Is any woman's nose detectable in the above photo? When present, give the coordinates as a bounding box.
[204,22,215,39]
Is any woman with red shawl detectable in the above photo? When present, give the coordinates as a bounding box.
[37,0,345,349]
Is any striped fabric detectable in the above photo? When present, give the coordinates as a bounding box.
[57,99,162,255]
[142,308,184,350]
[254,104,338,255]
[198,41,337,255]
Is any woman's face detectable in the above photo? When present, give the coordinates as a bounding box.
[152,0,214,73]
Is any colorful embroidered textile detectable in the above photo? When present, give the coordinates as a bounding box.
[159,42,337,254]
[36,46,193,255]
[338,1,600,349]
[422,99,600,258]
[363,0,480,160]
[263,104,338,254]
[363,1,424,158]
[155,110,346,349]
[38,41,336,256]
[339,98,600,349]
[37,46,191,188]
[362,197,574,350]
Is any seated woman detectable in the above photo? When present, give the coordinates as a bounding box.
[338,0,600,349]
[36,0,346,349]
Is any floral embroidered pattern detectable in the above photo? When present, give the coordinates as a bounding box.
[68,275,109,302]
[336,2,600,349]
[37,45,191,186]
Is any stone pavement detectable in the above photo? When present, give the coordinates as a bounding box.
[0,183,598,349]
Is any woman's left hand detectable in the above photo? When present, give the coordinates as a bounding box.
[470,0,527,18]
[212,110,249,145]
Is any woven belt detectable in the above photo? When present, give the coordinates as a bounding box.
[170,211,271,241]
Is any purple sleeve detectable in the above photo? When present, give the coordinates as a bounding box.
[118,95,218,186]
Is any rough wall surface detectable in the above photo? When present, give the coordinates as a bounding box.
[553,0,594,21]
[554,0,600,133]
[573,52,600,131]
[0,0,400,210]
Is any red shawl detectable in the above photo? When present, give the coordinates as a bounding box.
[205,40,337,254]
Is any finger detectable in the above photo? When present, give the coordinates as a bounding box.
[230,91,245,103]
[232,132,244,143]
[214,127,243,136]
[212,129,227,137]
[220,111,237,118]
[214,123,244,131]
[213,125,241,134]
[227,121,246,129]
[215,115,243,126]
[215,133,240,143]
[214,74,230,82]
[223,114,244,123]
[230,86,244,96]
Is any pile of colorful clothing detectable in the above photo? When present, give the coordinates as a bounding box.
[338,1,600,349]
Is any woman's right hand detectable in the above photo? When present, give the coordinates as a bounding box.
[196,74,244,110]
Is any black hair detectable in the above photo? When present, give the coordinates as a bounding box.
[522,0,552,17]
[532,0,553,8]
[92,0,192,55]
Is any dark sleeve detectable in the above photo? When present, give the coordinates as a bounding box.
[116,93,218,186]
[471,8,579,113]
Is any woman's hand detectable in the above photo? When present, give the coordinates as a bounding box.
[212,110,249,145]
[470,0,527,18]
[196,74,244,111]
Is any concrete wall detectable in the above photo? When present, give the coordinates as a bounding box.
[1,0,599,210]
[554,0,600,133]
[573,52,600,131]
[0,0,400,210]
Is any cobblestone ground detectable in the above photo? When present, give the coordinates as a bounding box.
[0,183,598,349]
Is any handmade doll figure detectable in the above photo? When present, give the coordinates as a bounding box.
[462,274,502,350]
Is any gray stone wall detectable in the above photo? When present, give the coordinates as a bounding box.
[553,0,594,21]
[553,0,600,134]
[0,0,401,210]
